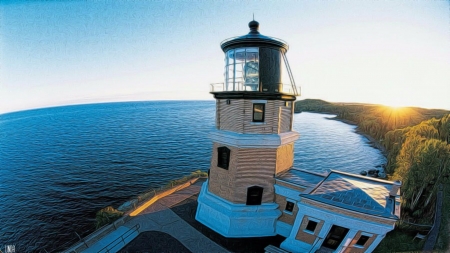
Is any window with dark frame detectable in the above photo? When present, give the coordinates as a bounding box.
[246,186,263,205]
[305,220,318,232]
[355,235,370,246]
[252,103,265,122]
[217,147,230,169]
[285,201,294,212]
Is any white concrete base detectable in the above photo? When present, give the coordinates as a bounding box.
[196,181,281,237]
[276,221,293,238]
[280,236,315,253]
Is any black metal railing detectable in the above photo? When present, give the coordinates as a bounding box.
[210,82,300,95]
[97,224,140,253]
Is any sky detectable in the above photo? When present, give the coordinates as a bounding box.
[1,0,449,114]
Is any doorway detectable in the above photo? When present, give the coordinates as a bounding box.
[246,186,263,205]
[322,225,349,250]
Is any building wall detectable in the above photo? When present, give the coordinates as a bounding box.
[215,99,220,129]
[243,99,278,134]
[280,199,396,253]
[275,143,294,174]
[215,99,293,134]
[208,143,238,202]
[196,181,281,238]
[216,99,245,133]
[274,194,298,225]
[295,215,325,244]
[234,146,276,203]
[208,142,277,203]
[279,105,292,133]
[343,231,378,253]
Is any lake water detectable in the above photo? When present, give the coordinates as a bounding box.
[0,101,386,252]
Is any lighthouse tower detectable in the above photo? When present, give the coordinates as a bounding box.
[196,20,300,237]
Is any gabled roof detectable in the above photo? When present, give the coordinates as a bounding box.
[300,170,399,219]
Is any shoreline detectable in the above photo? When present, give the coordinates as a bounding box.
[323,115,388,157]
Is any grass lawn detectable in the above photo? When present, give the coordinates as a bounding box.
[375,184,450,252]
[374,229,425,253]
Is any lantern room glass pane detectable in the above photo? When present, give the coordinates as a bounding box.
[244,48,259,91]
[223,47,259,92]
[227,50,234,64]
[227,65,234,91]
[235,48,245,90]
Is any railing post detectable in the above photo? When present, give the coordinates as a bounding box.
[75,231,89,248]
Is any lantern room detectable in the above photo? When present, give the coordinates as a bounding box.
[210,20,300,97]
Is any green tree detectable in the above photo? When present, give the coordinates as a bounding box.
[395,138,450,218]
[435,114,450,143]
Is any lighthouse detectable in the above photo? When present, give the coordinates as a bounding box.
[195,20,301,237]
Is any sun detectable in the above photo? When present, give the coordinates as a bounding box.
[373,104,420,131]
[389,105,405,111]
[381,98,411,109]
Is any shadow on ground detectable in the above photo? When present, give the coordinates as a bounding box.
[170,193,286,253]
[119,231,191,253]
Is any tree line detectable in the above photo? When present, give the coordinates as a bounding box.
[295,99,450,222]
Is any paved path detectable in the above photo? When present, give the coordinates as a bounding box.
[423,185,444,252]
[120,179,228,253]
[119,231,191,252]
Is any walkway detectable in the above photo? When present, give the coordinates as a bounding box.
[118,179,228,253]
[68,178,284,253]
[423,185,444,252]
[75,179,228,253]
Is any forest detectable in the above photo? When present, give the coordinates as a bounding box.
[294,99,450,223]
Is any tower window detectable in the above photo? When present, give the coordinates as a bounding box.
[246,186,263,205]
[355,235,370,246]
[253,103,265,122]
[285,201,295,212]
[217,147,230,169]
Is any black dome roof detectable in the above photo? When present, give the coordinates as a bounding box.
[220,20,289,52]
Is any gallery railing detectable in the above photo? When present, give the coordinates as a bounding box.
[210,82,300,95]
[97,224,140,253]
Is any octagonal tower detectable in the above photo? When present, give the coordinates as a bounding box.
[196,20,301,237]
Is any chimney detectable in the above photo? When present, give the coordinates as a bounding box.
[390,180,401,197]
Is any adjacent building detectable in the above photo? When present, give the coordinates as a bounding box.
[195,20,401,253]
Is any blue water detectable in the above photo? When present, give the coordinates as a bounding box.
[0,101,386,252]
